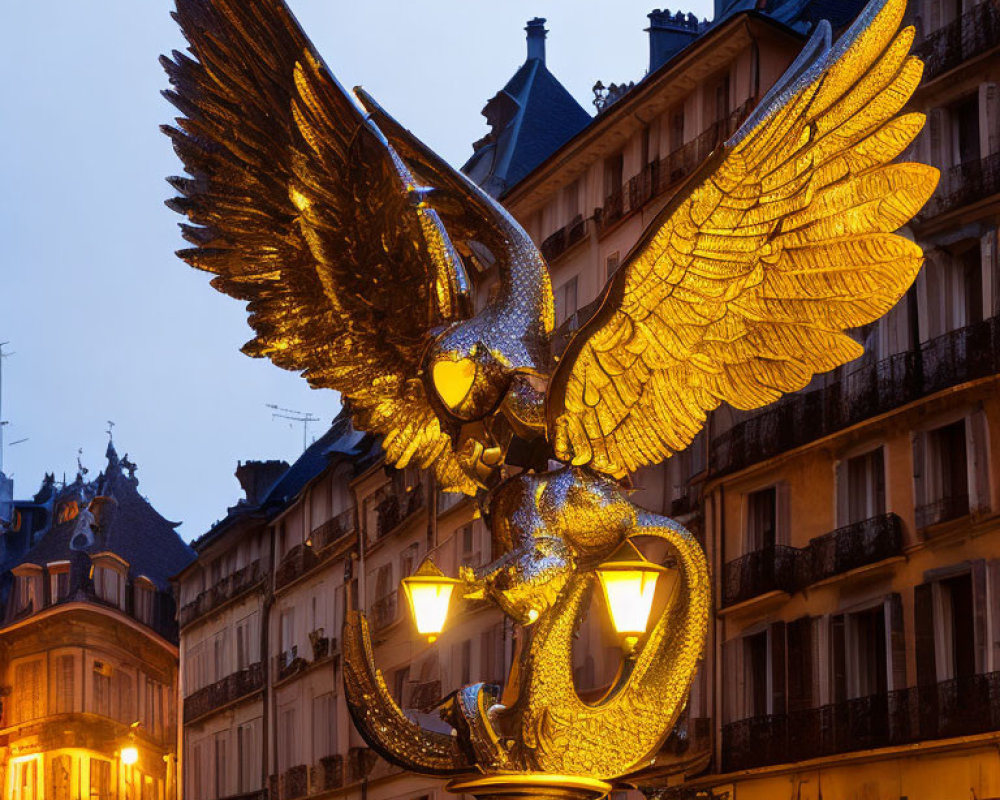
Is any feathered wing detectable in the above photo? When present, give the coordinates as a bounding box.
[162,0,477,493]
[548,0,938,477]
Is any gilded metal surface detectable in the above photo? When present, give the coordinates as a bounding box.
[165,0,937,787]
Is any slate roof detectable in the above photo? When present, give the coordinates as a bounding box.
[8,443,195,592]
[715,0,870,34]
[462,35,591,197]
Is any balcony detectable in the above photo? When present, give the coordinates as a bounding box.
[722,545,807,607]
[275,646,308,682]
[710,315,1000,477]
[722,671,1000,772]
[279,765,309,800]
[541,215,589,263]
[920,151,1000,220]
[183,661,264,723]
[808,513,904,583]
[596,100,753,233]
[311,507,354,551]
[375,483,425,540]
[310,755,344,793]
[180,559,263,628]
[913,1,1000,82]
[916,493,970,529]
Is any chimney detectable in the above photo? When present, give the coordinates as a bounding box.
[525,17,547,63]
[646,9,701,73]
[235,460,289,507]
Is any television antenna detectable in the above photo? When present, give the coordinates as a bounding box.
[0,342,12,475]
[266,404,320,452]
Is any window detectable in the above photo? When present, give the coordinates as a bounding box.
[92,662,112,717]
[393,666,411,705]
[50,754,71,800]
[14,660,42,722]
[214,732,228,799]
[830,595,905,702]
[213,630,228,682]
[57,500,79,523]
[459,523,480,567]
[400,542,420,581]
[235,612,259,670]
[14,572,37,614]
[916,420,970,527]
[951,93,981,167]
[141,676,165,738]
[745,487,777,551]
[605,252,620,282]
[722,622,788,723]
[49,563,70,604]
[11,757,40,800]
[279,706,297,772]
[90,758,111,800]
[554,276,579,327]
[460,639,472,685]
[851,606,888,698]
[480,622,505,685]
[280,607,296,663]
[714,74,731,122]
[117,668,135,723]
[604,151,624,199]
[669,107,685,151]
[237,719,262,793]
[55,654,75,714]
[564,178,580,222]
[938,573,976,679]
[837,448,886,525]
[312,692,338,760]
[744,631,769,717]
[135,579,155,624]
[93,562,125,608]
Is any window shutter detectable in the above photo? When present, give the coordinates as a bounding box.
[886,593,907,691]
[967,408,991,513]
[980,83,1000,156]
[914,582,937,686]
[721,637,744,723]
[768,621,787,715]
[776,481,791,545]
[786,616,813,712]
[928,107,946,171]
[972,560,989,673]
[830,614,847,703]
[912,430,927,522]
[990,560,1000,673]
[834,460,848,527]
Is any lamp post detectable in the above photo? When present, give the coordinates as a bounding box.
[400,559,461,643]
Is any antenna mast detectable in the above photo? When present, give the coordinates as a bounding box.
[0,342,11,475]
[266,404,321,452]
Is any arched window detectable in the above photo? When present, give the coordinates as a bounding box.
[91,553,129,609]
[57,501,79,524]
[134,577,156,625]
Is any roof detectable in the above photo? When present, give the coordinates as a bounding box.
[715,0,869,32]
[462,44,591,197]
[9,443,195,592]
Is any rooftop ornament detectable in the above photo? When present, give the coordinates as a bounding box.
[162,0,937,795]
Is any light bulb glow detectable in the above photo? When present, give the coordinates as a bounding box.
[403,579,456,636]
[598,567,661,635]
[121,746,139,766]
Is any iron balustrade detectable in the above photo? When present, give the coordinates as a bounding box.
[182,661,265,723]
[722,671,1000,771]
[280,765,309,800]
[371,590,398,631]
[310,755,344,793]
[310,507,354,550]
[722,545,808,606]
[913,0,1000,81]
[921,151,1000,220]
[540,215,589,263]
[808,513,904,583]
[179,559,263,628]
[915,493,971,529]
[711,315,1000,477]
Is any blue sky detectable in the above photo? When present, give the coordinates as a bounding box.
[0,0,713,539]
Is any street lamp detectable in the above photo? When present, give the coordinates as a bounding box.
[400,559,461,643]
[595,539,670,653]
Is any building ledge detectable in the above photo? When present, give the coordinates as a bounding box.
[717,589,788,619]
[805,554,906,593]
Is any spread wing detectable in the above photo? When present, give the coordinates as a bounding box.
[162,0,477,493]
[548,0,938,478]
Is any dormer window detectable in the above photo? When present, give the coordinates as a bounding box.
[91,553,128,609]
[48,561,70,604]
[57,500,79,524]
[135,577,155,625]
[11,565,42,616]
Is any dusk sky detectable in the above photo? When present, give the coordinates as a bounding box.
[0,0,714,540]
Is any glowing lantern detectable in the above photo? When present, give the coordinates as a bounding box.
[596,540,668,651]
[401,559,460,642]
[121,745,139,766]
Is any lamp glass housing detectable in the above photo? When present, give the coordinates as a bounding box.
[596,540,669,637]
[120,745,139,766]
[401,559,461,638]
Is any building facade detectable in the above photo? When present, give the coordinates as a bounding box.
[179,1,1000,799]
[0,443,195,799]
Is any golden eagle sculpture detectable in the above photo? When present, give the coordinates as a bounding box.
[163,0,936,790]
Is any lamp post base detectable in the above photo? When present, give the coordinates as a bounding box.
[446,774,612,800]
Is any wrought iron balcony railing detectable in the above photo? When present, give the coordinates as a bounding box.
[371,590,398,632]
[920,151,1000,219]
[310,507,354,551]
[915,493,970,529]
[913,0,1000,82]
[540,215,589,263]
[722,545,808,606]
[310,754,344,793]
[180,558,263,628]
[183,661,265,723]
[808,513,904,583]
[722,671,1000,772]
[711,315,1000,477]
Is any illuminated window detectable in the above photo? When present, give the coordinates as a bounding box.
[10,756,40,800]
[57,500,79,523]
[50,754,72,799]
[91,555,127,609]
[55,653,75,713]
[13,660,42,722]
[90,758,112,800]
[92,661,112,718]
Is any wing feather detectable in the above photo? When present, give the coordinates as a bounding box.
[548,0,938,477]
[163,0,477,492]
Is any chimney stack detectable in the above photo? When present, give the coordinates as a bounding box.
[525,17,547,63]
[235,459,289,507]
[646,9,702,73]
